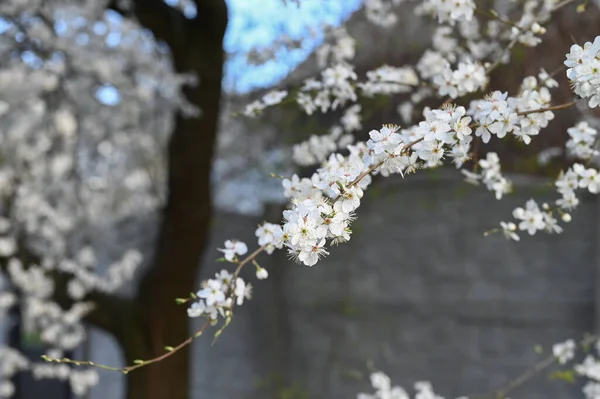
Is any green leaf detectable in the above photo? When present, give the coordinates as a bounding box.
[164,346,174,352]
[582,342,591,352]
[549,370,576,383]
[133,359,145,365]
[212,317,232,345]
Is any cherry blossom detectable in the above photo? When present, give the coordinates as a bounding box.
[217,239,248,261]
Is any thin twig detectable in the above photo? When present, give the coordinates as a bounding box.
[469,334,598,399]
[474,8,521,29]
[553,0,580,10]
[517,101,575,116]
[42,321,211,374]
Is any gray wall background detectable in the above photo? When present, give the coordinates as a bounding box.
[91,170,599,399]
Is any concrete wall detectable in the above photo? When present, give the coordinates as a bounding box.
[92,170,598,399]
[278,171,597,399]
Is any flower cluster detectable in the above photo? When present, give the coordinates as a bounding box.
[407,105,473,169]
[433,61,487,98]
[356,336,600,399]
[510,5,548,47]
[576,353,600,399]
[363,0,401,28]
[280,182,362,266]
[186,231,282,322]
[187,266,253,322]
[418,0,475,26]
[566,121,598,159]
[512,199,563,237]
[358,65,420,96]
[255,222,284,255]
[243,90,289,117]
[292,125,354,167]
[59,249,143,300]
[27,300,94,350]
[316,27,356,68]
[283,71,563,251]
[217,239,248,262]
[0,348,28,397]
[246,34,306,66]
[463,152,512,200]
[31,361,99,397]
[469,74,556,145]
[357,371,463,399]
[555,162,600,211]
[553,339,576,364]
[341,105,363,133]
[545,336,600,399]
[565,36,600,108]
[296,63,357,115]
[275,98,523,266]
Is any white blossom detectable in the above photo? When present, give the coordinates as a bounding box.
[565,36,600,108]
[217,240,248,262]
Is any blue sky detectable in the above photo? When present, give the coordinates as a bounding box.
[224,0,362,93]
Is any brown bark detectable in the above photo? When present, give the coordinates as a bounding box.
[106,1,228,398]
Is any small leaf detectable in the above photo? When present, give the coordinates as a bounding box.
[550,370,576,383]
[534,344,543,354]
[133,359,145,365]
[576,3,586,12]
[583,342,591,352]
[212,317,232,345]
[164,346,174,352]
[175,298,187,304]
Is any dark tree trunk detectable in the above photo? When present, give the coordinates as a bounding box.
[104,1,228,398]
[124,345,191,399]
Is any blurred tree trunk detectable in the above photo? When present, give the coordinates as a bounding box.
[106,1,228,398]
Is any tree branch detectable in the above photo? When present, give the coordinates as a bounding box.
[107,0,190,52]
